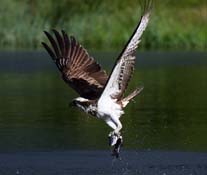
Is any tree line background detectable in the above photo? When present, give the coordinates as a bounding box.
[0,0,206,51]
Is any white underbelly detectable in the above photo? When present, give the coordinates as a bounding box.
[97,97,124,120]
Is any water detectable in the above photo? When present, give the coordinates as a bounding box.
[0,151,207,175]
[0,52,207,174]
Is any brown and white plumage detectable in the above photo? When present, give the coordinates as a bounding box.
[42,30,108,100]
[97,1,151,135]
[99,2,151,103]
[42,0,152,156]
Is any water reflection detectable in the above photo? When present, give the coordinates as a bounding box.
[0,52,206,152]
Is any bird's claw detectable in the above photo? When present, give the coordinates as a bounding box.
[108,132,123,158]
[111,136,123,158]
[108,131,121,146]
[108,131,120,137]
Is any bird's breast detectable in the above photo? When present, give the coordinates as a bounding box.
[97,98,124,119]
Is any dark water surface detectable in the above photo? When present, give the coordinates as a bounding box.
[0,151,207,175]
[0,52,207,174]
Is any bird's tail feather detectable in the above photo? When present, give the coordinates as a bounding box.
[121,86,144,108]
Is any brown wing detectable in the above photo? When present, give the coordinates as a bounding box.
[42,29,108,100]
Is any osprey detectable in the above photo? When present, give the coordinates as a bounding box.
[42,1,151,157]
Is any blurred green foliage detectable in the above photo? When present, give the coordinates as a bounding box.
[0,0,206,51]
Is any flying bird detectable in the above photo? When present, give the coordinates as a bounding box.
[42,1,152,158]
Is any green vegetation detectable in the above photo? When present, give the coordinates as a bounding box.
[0,0,206,51]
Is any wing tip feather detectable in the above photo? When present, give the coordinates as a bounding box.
[41,41,56,59]
[142,0,153,16]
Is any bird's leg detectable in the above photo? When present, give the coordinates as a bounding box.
[108,118,123,146]
[113,118,122,135]
[108,124,123,158]
[111,135,123,158]
[108,131,119,146]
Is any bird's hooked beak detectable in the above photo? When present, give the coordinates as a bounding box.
[69,100,76,107]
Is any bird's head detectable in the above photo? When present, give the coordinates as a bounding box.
[70,97,90,111]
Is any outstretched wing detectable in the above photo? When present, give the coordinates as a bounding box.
[42,30,108,100]
[98,1,152,104]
